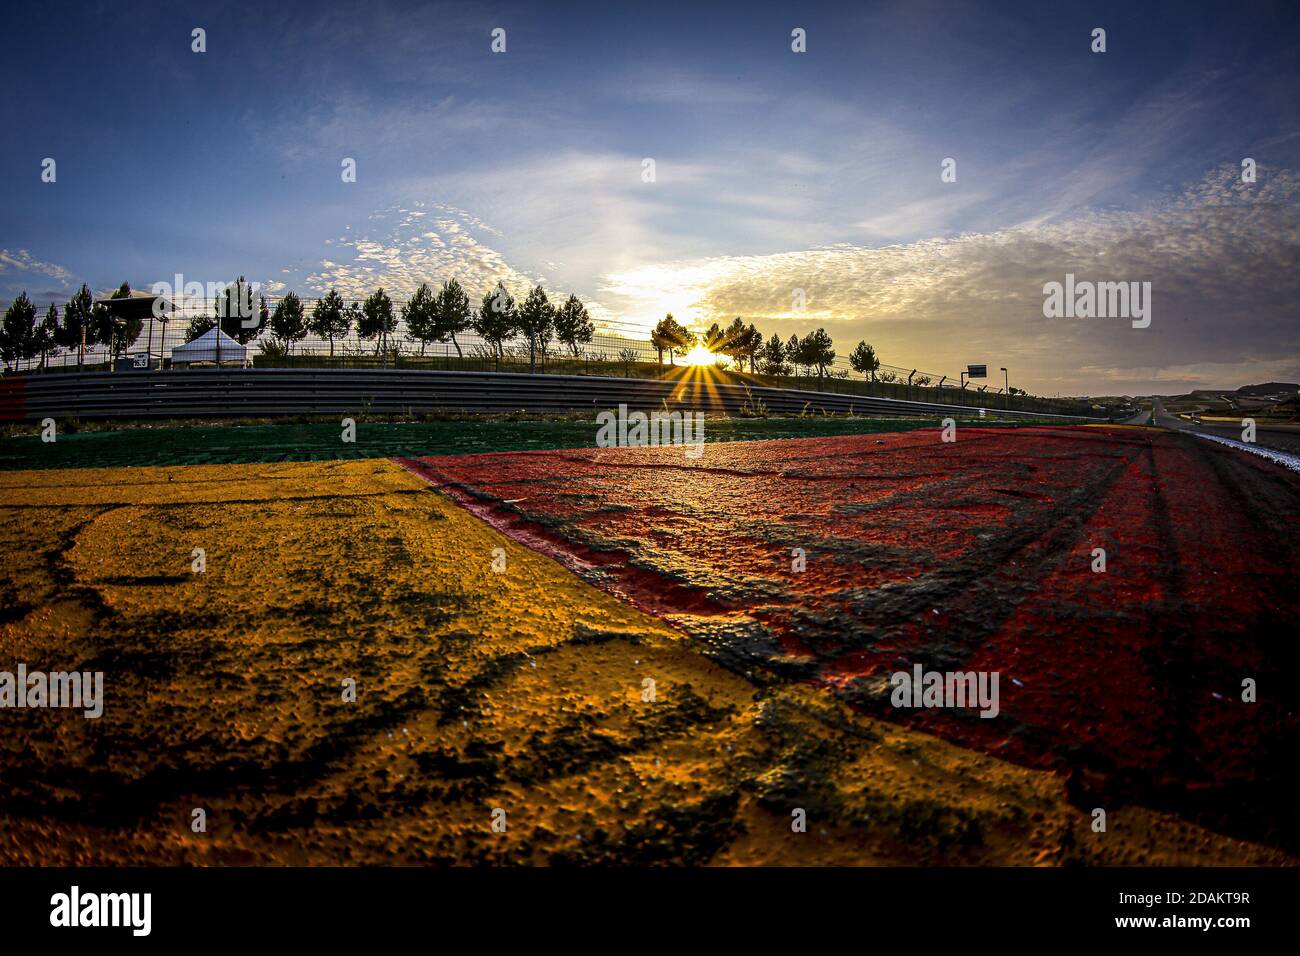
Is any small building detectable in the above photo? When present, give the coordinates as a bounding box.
[170,328,249,367]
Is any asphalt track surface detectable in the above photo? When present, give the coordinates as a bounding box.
[1152,397,1300,456]
[405,424,1300,853]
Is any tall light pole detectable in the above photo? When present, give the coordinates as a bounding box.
[1001,367,1009,409]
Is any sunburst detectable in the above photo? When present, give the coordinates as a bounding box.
[682,343,719,366]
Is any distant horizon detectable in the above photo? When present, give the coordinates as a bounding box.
[2,281,1295,400]
[3,0,1298,395]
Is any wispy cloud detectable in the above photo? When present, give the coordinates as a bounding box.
[598,165,1300,394]
[0,250,75,300]
[302,202,543,302]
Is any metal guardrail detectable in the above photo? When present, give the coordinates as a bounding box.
[4,368,1106,423]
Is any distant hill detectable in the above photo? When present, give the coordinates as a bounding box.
[1161,383,1298,402]
[1236,382,1299,396]
[1154,382,1300,421]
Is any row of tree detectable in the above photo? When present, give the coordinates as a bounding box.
[647,314,1022,393]
[0,283,145,371]
[651,314,850,387]
[184,278,595,373]
[1,278,599,373]
[4,281,1006,395]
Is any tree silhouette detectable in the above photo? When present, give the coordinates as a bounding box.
[554,293,594,357]
[517,285,555,373]
[474,284,516,370]
[435,279,473,358]
[785,334,801,376]
[214,277,263,344]
[310,289,350,356]
[703,321,726,352]
[270,292,308,354]
[358,288,397,356]
[742,322,763,372]
[716,317,747,368]
[36,304,58,370]
[650,317,670,364]
[801,328,836,389]
[668,316,692,363]
[651,314,690,364]
[759,334,786,375]
[344,301,363,348]
[849,341,880,381]
[402,283,438,356]
[0,292,37,372]
[185,315,216,342]
[55,285,95,366]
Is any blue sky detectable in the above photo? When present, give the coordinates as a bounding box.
[2,0,1298,394]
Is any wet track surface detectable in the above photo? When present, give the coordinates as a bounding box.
[405,425,1300,853]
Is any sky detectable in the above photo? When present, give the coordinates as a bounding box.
[2,0,1298,395]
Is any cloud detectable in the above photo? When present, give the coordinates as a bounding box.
[0,250,76,302]
[0,249,74,284]
[299,149,730,318]
[598,165,1300,394]
[301,202,543,305]
[855,193,989,240]
[280,155,1299,394]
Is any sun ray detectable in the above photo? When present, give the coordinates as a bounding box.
[683,343,717,367]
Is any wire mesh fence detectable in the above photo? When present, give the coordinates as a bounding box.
[3,296,1092,417]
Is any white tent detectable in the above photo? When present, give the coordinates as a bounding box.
[170,328,248,366]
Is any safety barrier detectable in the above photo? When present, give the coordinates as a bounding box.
[8,368,1106,422]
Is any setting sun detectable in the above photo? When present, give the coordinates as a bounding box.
[683,343,719,367]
